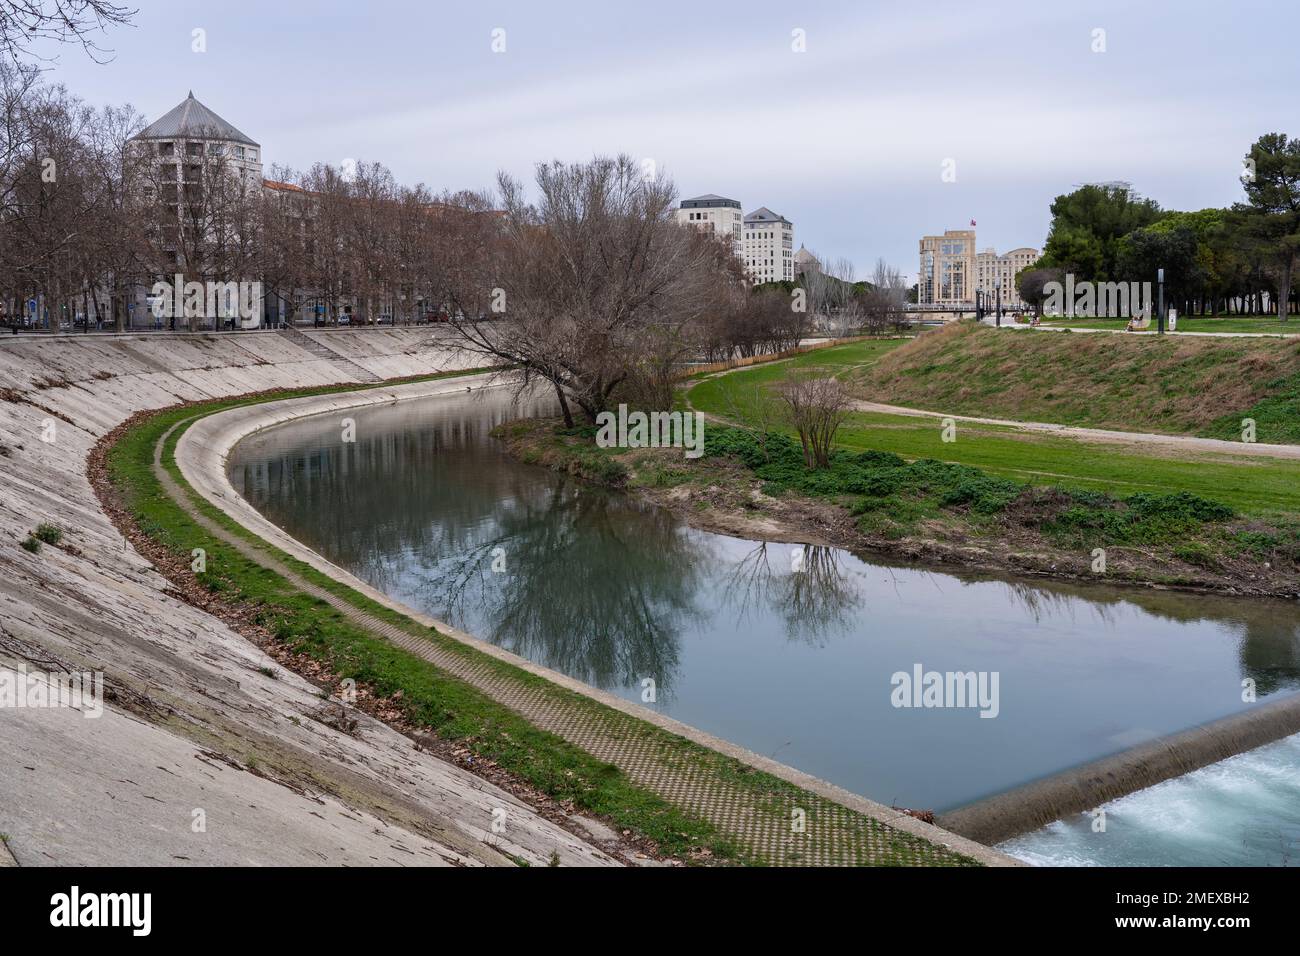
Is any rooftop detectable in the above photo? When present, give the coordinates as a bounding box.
[744,206,790,225]
[134,92,258,147]
[681,194,741,209]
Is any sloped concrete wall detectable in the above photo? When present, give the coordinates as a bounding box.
[0,330,614,867]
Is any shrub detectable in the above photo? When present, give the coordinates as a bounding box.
[580,455,628,486]
[1124,491,1233,523]
[940,476,1023,514]
[33,523,62,545]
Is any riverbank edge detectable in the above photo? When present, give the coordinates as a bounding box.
[496,417,1300,848]
[152,375,1015,866]
[496,415,1300,602]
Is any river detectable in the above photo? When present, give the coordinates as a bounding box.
[227,386,1300,864]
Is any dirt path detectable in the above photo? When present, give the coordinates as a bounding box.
[849,401,1300,461]
[1032,325,1300,339]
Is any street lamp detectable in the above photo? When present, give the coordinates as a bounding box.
[995,280,1002,327]
[1157,268,1165,335]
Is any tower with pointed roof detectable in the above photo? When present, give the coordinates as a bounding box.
[127,93,266,325]
[131,92,264,201]
[793,244,820,277]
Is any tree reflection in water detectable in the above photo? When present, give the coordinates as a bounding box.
[719,542,861,646]
[231,389,1300,718]
[418,478,706,697]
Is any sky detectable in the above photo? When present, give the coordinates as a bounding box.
[26,0,1300,282]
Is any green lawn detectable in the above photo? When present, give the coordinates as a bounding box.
[688,340,1300,517]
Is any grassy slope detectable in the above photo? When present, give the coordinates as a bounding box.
[861,323,1300,444]
[687,337,1300,517]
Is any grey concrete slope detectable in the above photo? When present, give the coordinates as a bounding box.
[0,330,616,867]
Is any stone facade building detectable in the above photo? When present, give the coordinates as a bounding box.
[918,229,976,306]
[975,246,1040,309]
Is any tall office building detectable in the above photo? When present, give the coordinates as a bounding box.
[743,207,794,283]
[917,230,976,306]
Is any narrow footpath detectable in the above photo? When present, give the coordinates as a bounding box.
[849,401,1300,460]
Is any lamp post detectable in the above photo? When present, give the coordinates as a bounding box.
[1157,268,1165,335]
[976,289,983,321]
[995,280,1002,327]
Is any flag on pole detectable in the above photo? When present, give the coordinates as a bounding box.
[970,219,977,227]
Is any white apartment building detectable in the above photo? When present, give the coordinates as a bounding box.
[743,207,794,283]
[676,194,743,256]
[975,246,1040,309]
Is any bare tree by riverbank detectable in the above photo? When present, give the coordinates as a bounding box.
[779,370,852,468]
[441,154,741,425]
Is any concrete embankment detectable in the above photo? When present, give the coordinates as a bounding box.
[938,692,1300,847]
[0,329,619,866]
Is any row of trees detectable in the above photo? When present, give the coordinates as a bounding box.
[0,61,153,328]
[753,257,911,337]
[0,68,819,415]
[3,62,906,423]
[1018,134,1300,320]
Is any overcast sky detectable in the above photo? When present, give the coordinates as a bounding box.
[30,0,1300,281]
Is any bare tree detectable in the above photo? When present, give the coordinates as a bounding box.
[862,257,909,333]
[300,162,354,325]
[345,160,398,324]
[1,0,135,64]
[801,251,862,335]
[444,154,720,425]
[256,167,311,327]
[778,370,852,468]
[0,67,149,329]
